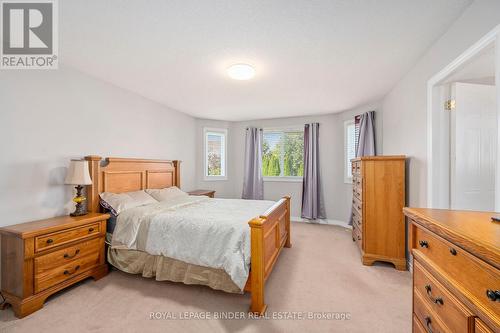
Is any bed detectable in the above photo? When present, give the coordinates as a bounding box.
[84,156,291,314]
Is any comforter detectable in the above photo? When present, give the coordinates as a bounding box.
[111,196,275,290]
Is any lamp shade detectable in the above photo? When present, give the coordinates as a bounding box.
[65,160,92,185]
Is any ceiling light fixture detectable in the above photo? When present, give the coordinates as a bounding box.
[227,64,255,80]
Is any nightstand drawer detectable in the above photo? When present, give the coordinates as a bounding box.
[34,238,101,274]
[34,252,100,293]
[35,222,100,252]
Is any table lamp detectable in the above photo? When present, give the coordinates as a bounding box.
[65,160,92,216]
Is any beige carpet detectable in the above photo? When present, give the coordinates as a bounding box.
[0,222,412,333]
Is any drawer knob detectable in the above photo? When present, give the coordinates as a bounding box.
[46,239,54,244]
[63,249,80,259]
[419,240,429,248]
[357,236,361,240]
[424,316,435,333]
[424,285,444,305]
[449,248,457,256]
[63,265,80,276]
[88,227,94,233]
[486,289,500,302]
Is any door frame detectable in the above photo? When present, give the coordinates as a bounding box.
[427,24,500,210]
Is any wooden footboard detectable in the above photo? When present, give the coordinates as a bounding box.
[246,195,291,314]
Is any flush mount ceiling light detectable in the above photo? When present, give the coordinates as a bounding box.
[227,64,255,80]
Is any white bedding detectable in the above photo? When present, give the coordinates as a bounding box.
[111,196,275,290]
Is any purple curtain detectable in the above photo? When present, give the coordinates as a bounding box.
[301,123,325,220]
[242,127,264,199]
[349,111,376,225]
[356,111,376,157]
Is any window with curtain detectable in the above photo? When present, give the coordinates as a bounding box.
[344,119,358,183]
[204,128,227,180]
[262,129,304,179]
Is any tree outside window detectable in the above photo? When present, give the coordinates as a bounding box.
[262,130,304,177]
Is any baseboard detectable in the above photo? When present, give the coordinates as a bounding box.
[291,216,352,229]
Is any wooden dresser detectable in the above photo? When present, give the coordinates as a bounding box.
[404,208,499,333]
[0,213,109,318]
[351,155,406,270]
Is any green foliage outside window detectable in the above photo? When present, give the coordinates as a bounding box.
[207,152,221,176]
[262,131,304,177]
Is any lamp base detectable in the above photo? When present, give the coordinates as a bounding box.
[70,185,88,217]
[70,204,88,217]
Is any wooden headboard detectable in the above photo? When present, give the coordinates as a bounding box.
[84,156,181,213]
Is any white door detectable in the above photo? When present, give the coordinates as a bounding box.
[450,82,497,211]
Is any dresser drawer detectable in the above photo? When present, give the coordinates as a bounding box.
[34,252,100,293]
[35,222,100,252]
[353,176,362,200]
[354,161,361,175]
[414,290,451,333]
[34,238,101,274]
[475,318,494,333]
[352,223,362,251]
[352,209,362,229]
[413,314,426,333]
[352,195,363,216]
[413,261,473,333]
[412,225,500,324]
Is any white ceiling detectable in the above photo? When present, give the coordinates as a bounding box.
[61,0,472,121]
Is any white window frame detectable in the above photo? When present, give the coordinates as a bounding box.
[262,127,304,183]
[203,127,228,181]
[344,120,356,184]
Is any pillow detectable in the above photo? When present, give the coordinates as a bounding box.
[99,190,157,215]
[100,198,118,217]
[145,186,188,202]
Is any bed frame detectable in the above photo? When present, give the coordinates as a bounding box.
[84,156,291,314]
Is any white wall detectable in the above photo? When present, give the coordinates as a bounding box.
[196,101,383,221]
[382,0,500,207]
[0,66,198,226]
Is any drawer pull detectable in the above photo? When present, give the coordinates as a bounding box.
[88,227,94,233]
[424,285,444,305]
[63,249,80,259]
[46,239,54,244]
[63,265,80,276]
[449,248,457,256]
[486,289,500,302]
[419,240,429,248]
[424,316,436,333]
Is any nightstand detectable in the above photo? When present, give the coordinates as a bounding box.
[0,213,109,318]
[188,189,216,198]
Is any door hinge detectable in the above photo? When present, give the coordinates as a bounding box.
[444,99,456,111]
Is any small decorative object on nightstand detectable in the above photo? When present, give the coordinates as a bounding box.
[65,159,92,216]
[188,189,216,198]
[0,213,109,318]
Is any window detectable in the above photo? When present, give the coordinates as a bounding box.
[204,128,227,180]
[262,129,304,180]
[344,119,358,183]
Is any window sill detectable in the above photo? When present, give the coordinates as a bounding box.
[263,177,303,183]
[203,177,228,181]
